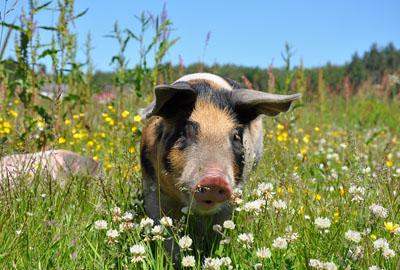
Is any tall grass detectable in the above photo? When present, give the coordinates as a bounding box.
[0,2,399,269]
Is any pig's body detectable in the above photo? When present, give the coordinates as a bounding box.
[0,149,102,188]
[140,73,300,223]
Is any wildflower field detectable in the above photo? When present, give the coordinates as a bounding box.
[1,1,400,269]
[0,96,399,269]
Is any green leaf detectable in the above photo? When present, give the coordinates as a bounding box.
[38,26,58,31]
[34,1,53,12]
[63,94,81,102]
[0,22,21,31]
[38,49,58,59]
[125,29,139,41]
[73,8,89,20]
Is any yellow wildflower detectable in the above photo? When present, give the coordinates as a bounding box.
[37,121,46,128]
[384,222,399,233]
[133,164,141,172]
[133,115,142,123]
[9,110,18,117]
[277,131,288,142]
[314,193,321,201]
[303,134,310,144]
[65,119,71,125]
[105,163,113,172]
[121,110,130,118]
[386,160,393,167]
[339,187,345,196]
[58,137,66,144]
[277,123,284,130]
[370,234,377,240]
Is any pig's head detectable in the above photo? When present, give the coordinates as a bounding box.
[145,79,300,215]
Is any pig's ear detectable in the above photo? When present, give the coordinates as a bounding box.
[233,89,301,122]
[144,82,197,119]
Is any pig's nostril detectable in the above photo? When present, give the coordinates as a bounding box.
[218,189,225,195]
[203,200,213,204]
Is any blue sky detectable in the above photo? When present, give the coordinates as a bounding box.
[2,0,400,71]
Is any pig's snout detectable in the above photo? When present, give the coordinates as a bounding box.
[193,174,232,209]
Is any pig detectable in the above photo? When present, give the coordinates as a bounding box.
[140,73,300,224]
[0,149,102,189]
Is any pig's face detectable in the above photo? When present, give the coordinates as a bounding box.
[144,76,300,215]
[168,99,244,214]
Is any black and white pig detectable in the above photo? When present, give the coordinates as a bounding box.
[140,73,300,225]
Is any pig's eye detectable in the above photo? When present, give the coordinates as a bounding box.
[231,127,244,147]
[232,127,243,142]
[183,121,199,140]
[176,121,199,149]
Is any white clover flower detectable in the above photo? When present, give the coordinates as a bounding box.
[348,185,365,202]
[322,262,337,270]
[181,207,189,214]
[203,257,222,270]
[345,230,361,243]
[119,221,134,232]
[220,237,231,245]
[309,259,322,268]
[368,266,381,270]
[256,247,271,259]
[106,229,119,243]
[253,263,263,269]
[122,211,133,221]
[130,244,146,263]
[272,237,288,250]
[178,235,193,251]
[347,245,364,261]
[212,224,222,232]
[151,225,164,240]
[314,217,331,229]
[111,207,121,222]
[373,238,389,251]
[309,259,337,270]
[382,248,396,259]
[140,217,154,230]
[286,232,298,243]
[255,182,274,199]
[181,255,196,268]
[160,216,173,227]
[369,204,388,218]
[220,257,232,267]
[223,220,235,230]
[237,233,254,248]
[94,220,107,230]
[242,199,266,214]
[272,199,287,210]
[361,167,371,174]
